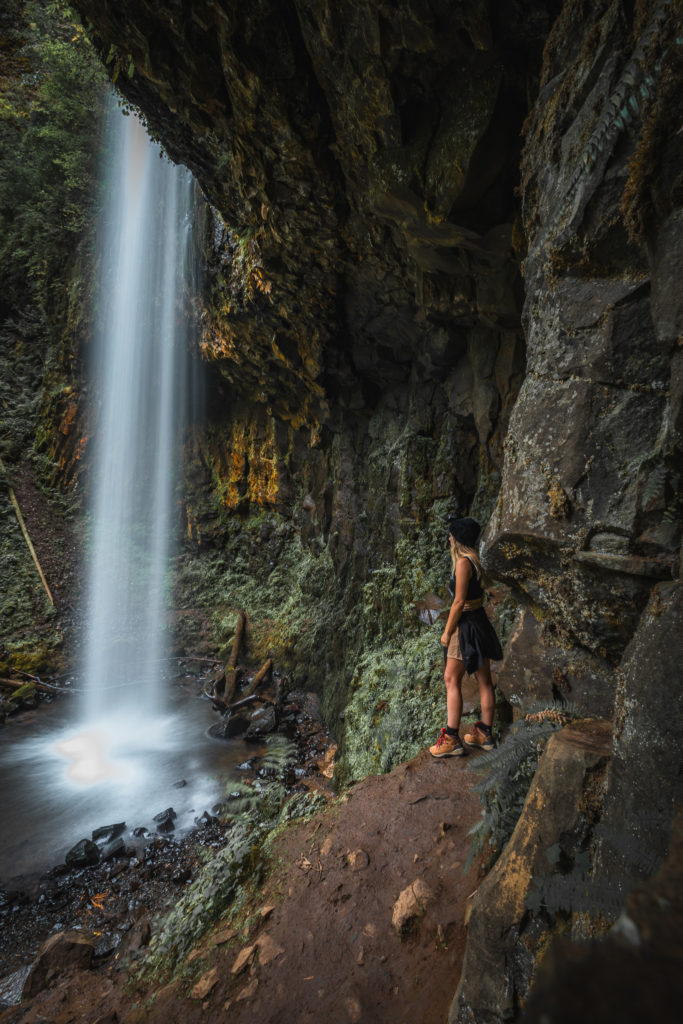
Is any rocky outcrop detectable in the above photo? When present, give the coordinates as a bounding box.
[485,1,682,712]
[519,808,683,1024]
[22,930,95,1000]
[450,719,612,1024]
[598,581,683,881]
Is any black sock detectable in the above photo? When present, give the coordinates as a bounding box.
[478,722,492,734]
[446,726,459,737]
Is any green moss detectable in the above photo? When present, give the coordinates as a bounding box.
[336,625,446,785]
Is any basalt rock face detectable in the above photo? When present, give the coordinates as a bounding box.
[70,0,546,514]
[69,0,553,726]
[485,0,682,714]
[71,1,547,429]
[65,0,682,726]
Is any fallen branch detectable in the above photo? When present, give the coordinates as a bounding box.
[226,693,274,713]
[0,676,70,696]
[241,658,273,700]
[0,456,54,607]
[223,610,246,704]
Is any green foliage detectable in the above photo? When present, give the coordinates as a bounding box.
[0,0,107,313]
[337,625,446,784]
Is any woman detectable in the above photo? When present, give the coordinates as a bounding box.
[429,517,503,758]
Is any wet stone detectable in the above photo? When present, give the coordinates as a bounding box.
[101,837,126,861]
[195,811,217,827]
[153,808,177,833]
[173,779,187,788]
[245,705,277,739]
[65,838,100,869]
[92,823,126,844]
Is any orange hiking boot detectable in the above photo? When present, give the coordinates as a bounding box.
[463,721,495,752]
[429,728,464,758]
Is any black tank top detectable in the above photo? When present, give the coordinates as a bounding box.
[448,555,483,601]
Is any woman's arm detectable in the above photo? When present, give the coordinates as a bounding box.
[440,558,472,646]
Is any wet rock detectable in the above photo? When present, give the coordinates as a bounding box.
[0,965,31,1008]
[209,713,250,739]
[132,827,148,838]
[244,704,277,739]
[392,879,435,934]
[173,779,187,788]
[92,823,126,844]
[93,932,121,959]
[22,929,95,998]
[101,837,126,861]
[65,839,100,869]
[195,810,217,827]
[519,809,683,1024]
[153,808,177,833]
[450,720,612,1024]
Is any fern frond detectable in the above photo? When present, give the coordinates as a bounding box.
[259,736,297,776]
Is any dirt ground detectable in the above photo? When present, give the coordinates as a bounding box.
[4,748,485,1024]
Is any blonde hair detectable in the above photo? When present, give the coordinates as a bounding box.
[450,541,491,590]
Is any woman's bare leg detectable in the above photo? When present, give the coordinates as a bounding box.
[445,657,466,730]
[474,659,495,727]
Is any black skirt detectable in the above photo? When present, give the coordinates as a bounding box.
[458,608,503,674]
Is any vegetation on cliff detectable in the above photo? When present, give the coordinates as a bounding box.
[0,0,106,675]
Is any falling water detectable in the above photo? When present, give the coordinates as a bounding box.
[81,99,193,736]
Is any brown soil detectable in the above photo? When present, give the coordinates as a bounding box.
[6,749,485,1024]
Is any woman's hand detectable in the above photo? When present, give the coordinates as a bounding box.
[440,631,451,647]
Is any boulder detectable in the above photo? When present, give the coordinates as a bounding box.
[100,837,126,861]
[65,838,100,869]
[598,582,683,882]
[244,705,277,740]
[450,719,611,1024]
[153,807,176,833]
[92,823,126,843]
[519,809,683,1024]
[22,930,95,999]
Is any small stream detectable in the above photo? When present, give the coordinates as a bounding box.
[0,674,253,890]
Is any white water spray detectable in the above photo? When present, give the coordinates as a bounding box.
[81,99,194,739]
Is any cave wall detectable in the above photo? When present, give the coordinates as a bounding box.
[64,0,681,745]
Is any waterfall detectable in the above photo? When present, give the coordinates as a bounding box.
[82,98,194,730]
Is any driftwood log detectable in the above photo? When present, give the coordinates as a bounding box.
[223,610,246,704]
[241,657,273,699]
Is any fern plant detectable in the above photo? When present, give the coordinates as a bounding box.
[221,736,298,820]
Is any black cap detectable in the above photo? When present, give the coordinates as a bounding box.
[447,517,480,548]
